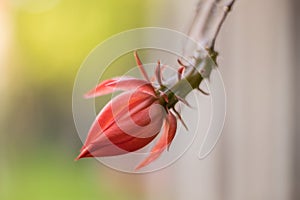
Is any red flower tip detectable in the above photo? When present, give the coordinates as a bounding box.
[75,146,91,161]
[135,112,177,170]
[84,76,155,98]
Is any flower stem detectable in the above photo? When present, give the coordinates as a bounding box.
[209,0,236,51]
[162,0,236,109]
[163,66,203,108]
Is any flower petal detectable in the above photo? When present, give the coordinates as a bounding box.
[76,132,158,159]
[106,77,156,96]
[84,76,156,98]
[134,51,150,82]
[81,91,157,151]
[80,102,165,157]
[84,78,119,98]
[135,112,177,170]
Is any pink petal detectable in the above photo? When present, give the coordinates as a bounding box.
[81,92,163,156]
[135,112,177,170]
[81,102,165,157]
[84,78,119,98]
[76,133,158,159]
[134,51,150,82]
[81,91,157,151]
[106,77,156,96]
[84,76,156,98]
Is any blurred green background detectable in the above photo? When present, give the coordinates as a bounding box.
[0,0,154,199]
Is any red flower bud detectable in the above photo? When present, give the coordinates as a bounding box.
[76,90,165,159]
[76,51,201,170]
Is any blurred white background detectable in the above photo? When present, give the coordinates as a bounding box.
[142,0,299,199]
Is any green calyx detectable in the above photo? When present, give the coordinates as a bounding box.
[158,51,218,109]
[158,67,203,109]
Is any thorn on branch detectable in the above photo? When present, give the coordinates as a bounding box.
[172,108,188,131]
[197,87,210,95]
